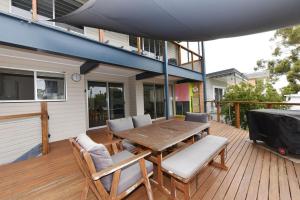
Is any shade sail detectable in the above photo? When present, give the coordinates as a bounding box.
[55,0,300,41]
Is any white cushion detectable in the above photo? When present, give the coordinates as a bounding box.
[107,117,134,132]
[76,134,98,151]
[111,150,153,194]
[132,114,152,128]
[162,135,228,180]
[76,134,113,191]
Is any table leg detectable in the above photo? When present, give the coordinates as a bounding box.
[149,152,170,195]
[157,152,163,187]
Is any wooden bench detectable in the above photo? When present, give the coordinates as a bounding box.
[162,135,229,200]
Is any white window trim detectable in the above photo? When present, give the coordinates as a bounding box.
[212,85,226,101]
[0,66,67,103]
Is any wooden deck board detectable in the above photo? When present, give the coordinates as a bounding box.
[0,121,300,200]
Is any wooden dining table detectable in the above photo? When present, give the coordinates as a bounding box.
[113,119,210,193]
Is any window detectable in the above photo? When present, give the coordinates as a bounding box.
[143,84,165,119]
[214,87,224,101]
[88,81,125,128]
[37,72,65,100]
[11,0,85,33]
[0,68,66,102]
[0,68,34,100]
[129,35,138,48]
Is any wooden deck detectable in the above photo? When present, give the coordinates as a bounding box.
[0,121,300,200]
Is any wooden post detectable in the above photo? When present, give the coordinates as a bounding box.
[32,0,38,21]
[41,102,49,155]
[199,82,205,113]
[137,37,141,54]
[98,29,104,42]
[178,46,181,65]
[216,102,221,122]
[235,103,241,129]
[266,103,273,109]
[191,53,194,71]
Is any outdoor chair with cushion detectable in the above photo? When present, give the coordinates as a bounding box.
[69,134,154,200]
[132,114,152,128]
[107,117,137,153]
[185,112,210,140]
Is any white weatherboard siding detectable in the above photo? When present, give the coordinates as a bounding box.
[0,0,9,12]
[0,45,86,164]
[84,27,99,41]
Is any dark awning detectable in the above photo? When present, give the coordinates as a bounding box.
[55,0,300,41]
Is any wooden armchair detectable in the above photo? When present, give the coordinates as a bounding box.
[69,138,154,200]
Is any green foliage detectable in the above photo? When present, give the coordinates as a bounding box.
[255,25,300,95]
[221,81,284,129]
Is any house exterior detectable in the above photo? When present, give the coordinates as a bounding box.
[285,92,300,110]
[0,1,206,164]
[205,68,247,116]
[245,70,270,85]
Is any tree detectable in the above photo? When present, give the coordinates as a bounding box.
[221,81,283,129]
[255,25,300,95]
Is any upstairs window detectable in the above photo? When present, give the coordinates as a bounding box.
[0,68,66,102]
[129,35,138,48]
[11,0,85,33]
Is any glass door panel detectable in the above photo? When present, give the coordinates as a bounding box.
[88,81,108,128]
[108,83,125,120]
[144,84,155,118]
[155,84,165,118]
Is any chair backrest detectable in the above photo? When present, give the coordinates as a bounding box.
[107,117,134,133]
[69,138,110,199]
[132,114,152,128]
[185,112,208,123]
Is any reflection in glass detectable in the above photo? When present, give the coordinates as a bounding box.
[155,85,165,118]
[0,68,34,100]
[88,82,108,127]
[143,84,165,119]
[109,83,125,120]
[144,84,155,118]
[36,72,65,100]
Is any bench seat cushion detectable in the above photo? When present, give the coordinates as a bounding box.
[162,135,228,180]
[111,150,153,194]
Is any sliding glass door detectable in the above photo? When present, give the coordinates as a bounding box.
[109,83,125,120]
[88,82,108,127]
[143,84,165,119]
[88,81,125,128]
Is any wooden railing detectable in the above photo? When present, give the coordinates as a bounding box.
[0,102,49,155]
[172,42,202,72]
[206,100,300,129]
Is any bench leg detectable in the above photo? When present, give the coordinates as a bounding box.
[170,178,176,200]
[209,149,228,170]
[171,178,191,200]
[183,183,190,200]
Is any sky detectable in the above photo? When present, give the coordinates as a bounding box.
[183,31,289,89]
[204,31,275,74]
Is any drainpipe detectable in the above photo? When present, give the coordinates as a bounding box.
[200,41,207,112]
[163,41,170,119]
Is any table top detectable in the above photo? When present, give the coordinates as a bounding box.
[114,119,210,152]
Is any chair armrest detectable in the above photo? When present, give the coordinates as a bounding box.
[102,139,122,147]
[92,150,152,180]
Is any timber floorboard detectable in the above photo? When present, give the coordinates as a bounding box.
[0,121,300,200]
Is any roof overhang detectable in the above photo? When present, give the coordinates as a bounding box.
[0,12,202,81]
[55,0,300,41]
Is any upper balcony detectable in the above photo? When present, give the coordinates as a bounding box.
[0,0,202,76]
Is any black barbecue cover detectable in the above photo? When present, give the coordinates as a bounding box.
[247,109,300,154]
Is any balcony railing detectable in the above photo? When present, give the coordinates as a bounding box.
[206,100,300,129]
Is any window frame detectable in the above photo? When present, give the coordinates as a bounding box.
[0,66,67,103]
